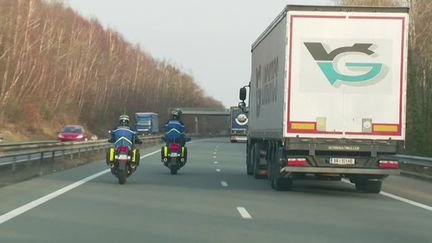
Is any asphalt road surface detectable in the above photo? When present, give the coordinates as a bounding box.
[0,138,431,243]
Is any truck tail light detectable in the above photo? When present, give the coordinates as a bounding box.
[379,160,399,169]
[287,158,308,166]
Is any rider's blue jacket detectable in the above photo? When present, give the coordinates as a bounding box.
[164,120,185,143]
[110,125,137,148]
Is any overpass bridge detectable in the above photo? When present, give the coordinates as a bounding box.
[174,107,230,116]
[169,107,231,134]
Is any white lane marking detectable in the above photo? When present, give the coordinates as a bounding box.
[214,161,219,164]
[213,156,216,159]
[140,150,161,159]
[0,150,160,225]
[380,192,432,212]
[221,181,228,187]
[213,151,217,155]
[236,207,252,219]
[342,179,432,212]
[216,168,221,172]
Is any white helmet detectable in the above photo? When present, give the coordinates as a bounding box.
[119,114,130,126]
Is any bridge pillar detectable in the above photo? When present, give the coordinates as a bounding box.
[194,116,199,135]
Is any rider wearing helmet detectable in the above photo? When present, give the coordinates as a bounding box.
[107,114,142,168]
[161,109,187,163]
[164,109,186,146]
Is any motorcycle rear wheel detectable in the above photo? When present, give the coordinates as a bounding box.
[118,169,127,184]
[170,166,178,175]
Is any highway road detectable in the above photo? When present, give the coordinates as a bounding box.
[0,138,431,242]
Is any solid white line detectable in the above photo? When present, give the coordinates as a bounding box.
[342,179,432,212]
[0,170,108,225]
[221,181,228,187]
[140,150,160,159]
[216,168,221,172]
[380,191,432,212]
[236,207,252,219]
[0,149,160,225]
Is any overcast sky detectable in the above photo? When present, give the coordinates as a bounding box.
[64,0,334,107]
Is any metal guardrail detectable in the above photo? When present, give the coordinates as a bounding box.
[0,140,58,147]
[0,136,161,170]
[0,139,101,153]
[394,154,432,166]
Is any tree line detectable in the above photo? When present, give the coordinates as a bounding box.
[337,0,432,155]
[0,0,226,136]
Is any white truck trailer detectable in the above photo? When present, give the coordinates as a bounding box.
[238,5,409,192]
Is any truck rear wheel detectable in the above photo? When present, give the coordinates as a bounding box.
[271,175,292,191]
[246,144,253,175]
[355,179,382,193]
[252,143,266,179]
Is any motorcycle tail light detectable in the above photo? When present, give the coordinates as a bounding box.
[169,144,180,150]
[119,146,128,152]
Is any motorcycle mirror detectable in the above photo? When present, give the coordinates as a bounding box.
[239,87,247,101]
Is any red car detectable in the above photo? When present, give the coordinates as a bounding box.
[57,125,87,142]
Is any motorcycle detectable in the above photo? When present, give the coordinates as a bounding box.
[106,129,142,184]
[161,138,191,175]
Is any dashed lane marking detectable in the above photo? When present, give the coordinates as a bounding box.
[236,207,252,219]
[216,168,221,172]
[221,181,228,187]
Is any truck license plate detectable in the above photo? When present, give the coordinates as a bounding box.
[329,158,355,165]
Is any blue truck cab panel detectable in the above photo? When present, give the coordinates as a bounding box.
[230,107,248,142]
[135,112,160,135]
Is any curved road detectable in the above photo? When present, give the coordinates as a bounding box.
[0,138,431,242]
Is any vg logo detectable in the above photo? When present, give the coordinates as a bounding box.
[304,42,385,86]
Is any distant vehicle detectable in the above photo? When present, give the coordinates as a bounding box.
[57,125,87,142]
[135,112,159,135]
[229,106,248,142]
[238,5,408,192]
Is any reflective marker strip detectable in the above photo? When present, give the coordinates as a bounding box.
[373,124,398,132]
[109,148,114,161]
[0,150,160,225]
[132,149,136,162]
